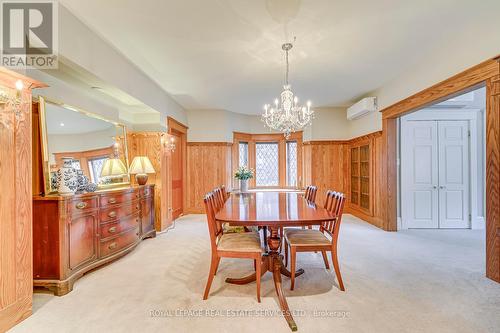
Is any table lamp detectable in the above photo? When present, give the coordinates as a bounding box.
[129,156,155,185]
[100,157,128,183]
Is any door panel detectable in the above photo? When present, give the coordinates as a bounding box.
[438,121,469,228]
[69,213,98,270]
[171,131,183,220]
[402,121,439,228]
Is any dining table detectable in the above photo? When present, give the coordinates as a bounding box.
[215,191,335,331]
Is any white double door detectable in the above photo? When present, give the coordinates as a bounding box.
[402,120,470,229]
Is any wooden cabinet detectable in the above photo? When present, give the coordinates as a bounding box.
[349,140,372,215]
[68,211,98,271]
[33,185,155,296]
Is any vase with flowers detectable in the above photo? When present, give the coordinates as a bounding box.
[234,166,253,192]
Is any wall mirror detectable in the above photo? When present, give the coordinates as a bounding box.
[39,96,130,194]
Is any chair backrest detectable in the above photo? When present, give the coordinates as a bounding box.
[220,185,228,201]
[213,187,225,211]
[204,192,224,251]
[305,185,317,203]
[321,191,345,242]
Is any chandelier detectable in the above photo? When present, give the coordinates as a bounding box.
[261,42,314,138]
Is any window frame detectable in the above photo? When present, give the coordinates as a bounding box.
[233,131,302,189]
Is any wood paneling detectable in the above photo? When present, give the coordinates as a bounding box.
[303,141,345,207]
[0,69,46,332]
[128,132,165,230]
[186,142,232,213]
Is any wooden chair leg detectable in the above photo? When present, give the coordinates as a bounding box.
[255,258,261,303]
[284,239,289,267]
[290,247,296,291]
[214,258,220,276]
[331,249,345,291]
[203,256,220,300]
[321,250,330,269]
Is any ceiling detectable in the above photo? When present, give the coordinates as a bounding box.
[59,0,499,115]
[46,102,115,135]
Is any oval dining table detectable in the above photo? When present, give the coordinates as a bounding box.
[215,191,335,331]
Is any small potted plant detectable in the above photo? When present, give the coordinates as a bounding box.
[234,166,253,192]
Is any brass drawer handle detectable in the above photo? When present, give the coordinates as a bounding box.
[108,198,117,204]
[108,211,117,218]
[108,226,117,234]
[76,202,88,209]
[135,218,139,223]
[135,205,140,210]
[135,193,140,198]
[108,242,117,250]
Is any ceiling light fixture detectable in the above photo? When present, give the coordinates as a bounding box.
[261,41,314,138]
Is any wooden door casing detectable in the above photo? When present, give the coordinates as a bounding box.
[0,69,46,332]
[167,117,188,222]
[171,129,184,219]
[381,57,500,282]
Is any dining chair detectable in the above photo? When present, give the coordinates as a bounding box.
[203,192,263,302]
[214,186,248,233]
[220,185,229,201]
[304,185,317,202]
[284,190,346,291]
[303,185,317,230]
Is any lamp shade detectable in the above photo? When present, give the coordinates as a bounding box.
[100,158,128,177]
[129,156,155,174]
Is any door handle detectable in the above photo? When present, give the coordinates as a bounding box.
[439,186,446,189]
[432,185,437,189]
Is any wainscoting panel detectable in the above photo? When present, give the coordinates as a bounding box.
[303,141,346,207]
[186,143,232,213]
[128,132,166,230]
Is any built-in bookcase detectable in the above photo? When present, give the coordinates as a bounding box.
[349,140,372,215]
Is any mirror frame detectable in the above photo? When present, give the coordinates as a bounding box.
[39,96,130,194]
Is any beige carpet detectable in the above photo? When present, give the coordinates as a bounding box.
[9,214,500,333]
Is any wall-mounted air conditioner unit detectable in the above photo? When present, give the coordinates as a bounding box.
[347,97,378,120]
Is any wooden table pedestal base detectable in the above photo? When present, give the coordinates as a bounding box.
[225,227,304,331]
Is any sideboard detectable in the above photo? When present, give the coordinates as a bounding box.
[33,185,155,295]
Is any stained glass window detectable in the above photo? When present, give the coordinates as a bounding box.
[88,157,108,183]
[256,142,279,186]
[239,142,248,167]
[286,141,297,186]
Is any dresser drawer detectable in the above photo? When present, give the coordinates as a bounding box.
[99,227,140,258]
[100,190,140,207]
[70,197,98,214]
[100,202,140,223]
[100,213,140,239]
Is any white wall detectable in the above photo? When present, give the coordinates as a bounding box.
[186,107,354,142]
[57,5,187,125]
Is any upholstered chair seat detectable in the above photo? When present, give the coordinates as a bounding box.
[217,232,263,252]
[284,229,331,246]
